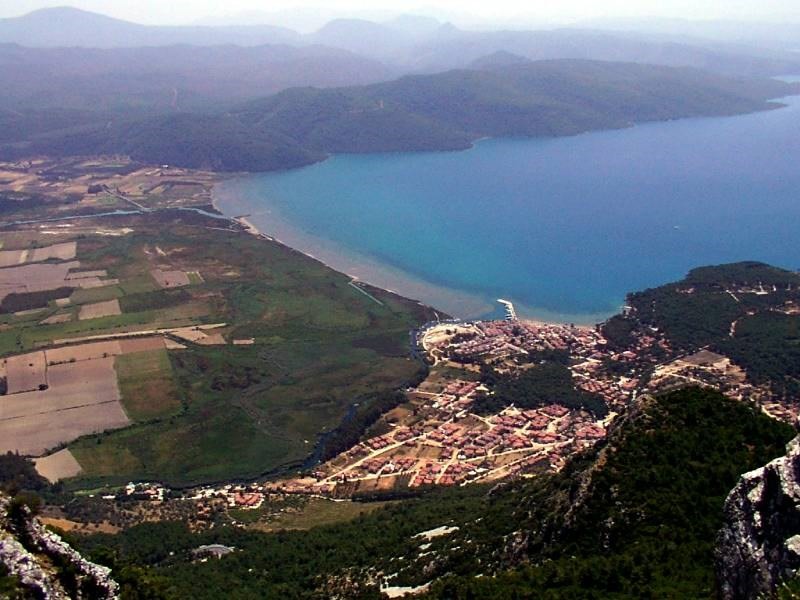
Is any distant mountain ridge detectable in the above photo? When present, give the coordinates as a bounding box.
[0,6,302,48]
[2,6,799,79]
[0,43,397,112]
[469,50,533,70]
[407,27,800,76]
[1,59,794,172]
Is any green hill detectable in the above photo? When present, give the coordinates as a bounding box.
[240,59,793,148]
[606,261,800,398]
[3,60,795,171]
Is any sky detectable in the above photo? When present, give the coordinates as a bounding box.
[2,0,800,27]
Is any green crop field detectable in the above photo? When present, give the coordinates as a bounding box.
[47,211,437,489]
[115,349,182,421]
[240,497,394,532]
[0,308,205,355]
[70,285,124,304]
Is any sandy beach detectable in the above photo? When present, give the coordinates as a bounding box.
[213,182,612,325]
[235,216,262,236]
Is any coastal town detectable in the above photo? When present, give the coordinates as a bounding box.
[243,313,650,498]
[42,287,794,533]
[1,12,799,596]
[3,157,799,540]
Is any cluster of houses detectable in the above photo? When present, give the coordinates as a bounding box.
[437,320,605,364]
[409,461,478,487]
[417,389,606,457]
[230,491,264,509]
[352,427,419,456]
[644,349,800,424]
[302,393,611,493]
[186,484,268,510]
[443,380,481,396]
[428,318,681,416]
[762,401,800,423]
[573,368,635,408]
[355,456,417,476]
[646,350,748,397]
[431,393,476,415]
[121,482,167,502]
[364,434,396,452]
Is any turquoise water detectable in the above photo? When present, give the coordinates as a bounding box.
[215,92,800,323]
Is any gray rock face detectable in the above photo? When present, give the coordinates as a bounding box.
[716,435,800,599]
[0,493,120,599]
[0,534,70,599]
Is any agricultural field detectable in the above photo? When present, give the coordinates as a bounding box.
[0,157,221,220]
[34,449,83,483]
[0,353,129,455]
[0,183,436,489]
[234,497,393,532]
[78,299,121,320]
[0,241,76,266]
[115,347,181,421]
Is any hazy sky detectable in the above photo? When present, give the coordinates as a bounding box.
[3,0,800,26]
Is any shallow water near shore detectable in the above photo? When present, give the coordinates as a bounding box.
[215,91,800,323]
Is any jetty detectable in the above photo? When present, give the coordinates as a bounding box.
[497,298,517,321]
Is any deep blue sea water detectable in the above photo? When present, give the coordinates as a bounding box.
[215,91,800,323]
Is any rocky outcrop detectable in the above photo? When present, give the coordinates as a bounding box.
[1,534,68,598]
[0,493,119,599]
[716,435,800,599]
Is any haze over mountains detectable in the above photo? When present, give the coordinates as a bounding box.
[0,6,799,172]
[2,59,794,172]
[0,7,302,47]
[0,44,396,112]
[574,17,800,52]
[2,7,800,79]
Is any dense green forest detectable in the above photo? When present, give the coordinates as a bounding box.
[0,452,49,495]
[1,61,794,171]
[0,287,73,314]
[719,312,800,396]
[64,388,792,598]
[474,362,608,417]
[608,261,800,397]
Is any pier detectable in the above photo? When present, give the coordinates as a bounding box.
[497,298,517,321]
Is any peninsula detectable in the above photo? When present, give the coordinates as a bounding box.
[2,61,796,172]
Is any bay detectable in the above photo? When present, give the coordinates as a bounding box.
[215,89,800,323]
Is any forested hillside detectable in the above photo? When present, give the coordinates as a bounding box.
[1,60,794,172]
[0,43,396,112]
[611,262,800,398]
[66,388,793,598]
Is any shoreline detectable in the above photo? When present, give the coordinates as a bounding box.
[234,216,261,236]
[212,182,613,327]
[201,87,800,329]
